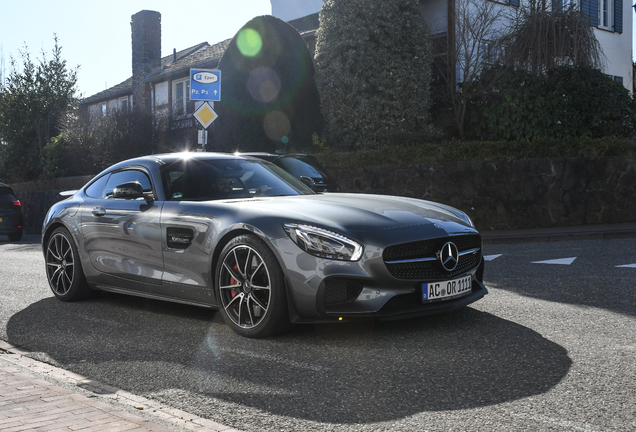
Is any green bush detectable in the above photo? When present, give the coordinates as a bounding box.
[41,135,69,179]
[467,65,636,141]
[314,0,434,150]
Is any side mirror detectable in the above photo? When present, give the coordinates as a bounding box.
[113,182,152,201]
[300,176,315,188]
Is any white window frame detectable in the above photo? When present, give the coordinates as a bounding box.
[552,0,578,11]
[172,78,190,117]
[100,103,107,117]
[598,0,613,29]
[118,96,129,113]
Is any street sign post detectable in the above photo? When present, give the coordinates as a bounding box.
[190,69,221,101]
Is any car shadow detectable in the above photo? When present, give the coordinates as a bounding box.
[6,293,571,424]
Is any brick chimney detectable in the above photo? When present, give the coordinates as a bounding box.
[131,10,161,116]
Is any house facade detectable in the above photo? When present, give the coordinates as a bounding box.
[80,6,319,150]
[427,0,632,89]
[79,0,632,148]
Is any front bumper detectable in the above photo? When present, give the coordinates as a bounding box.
[276,230,488,323]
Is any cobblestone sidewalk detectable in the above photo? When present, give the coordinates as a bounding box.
[0,341,241,432]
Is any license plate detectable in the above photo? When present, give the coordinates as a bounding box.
[422,275,472,302]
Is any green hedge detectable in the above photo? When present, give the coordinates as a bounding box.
[466,66,636,141]
[314,137,636,170]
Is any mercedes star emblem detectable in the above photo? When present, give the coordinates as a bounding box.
[439,241,459,271]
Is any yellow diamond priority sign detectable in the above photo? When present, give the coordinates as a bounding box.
[193,102,218,129]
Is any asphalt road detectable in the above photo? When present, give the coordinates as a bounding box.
[0,234,634,431]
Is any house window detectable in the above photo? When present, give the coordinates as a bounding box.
[598,0,612,29]
[173,78,191,117]
[119,97,129,112]
[100,103,107,117]
[479,41,504,65]
[553,0,577,9]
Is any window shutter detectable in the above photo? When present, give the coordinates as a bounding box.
[509,0,519,6]
[580,0,599,27]
[613,0,623,32]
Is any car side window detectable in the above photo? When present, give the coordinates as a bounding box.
[103,170,153,200]
[85,174,110,198]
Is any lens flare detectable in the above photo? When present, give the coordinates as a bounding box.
[247,67,281,102]
[237,28,263,57]
[263,111,291,142]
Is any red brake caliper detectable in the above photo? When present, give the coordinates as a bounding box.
[230,264,239,298]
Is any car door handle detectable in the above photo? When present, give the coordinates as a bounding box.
[91,207,106,217]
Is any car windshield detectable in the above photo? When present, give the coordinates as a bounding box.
[161,158,315,201]
[275,156,329,180]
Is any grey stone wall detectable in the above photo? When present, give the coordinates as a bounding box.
[11,156,636,234]
[331,156,636,231]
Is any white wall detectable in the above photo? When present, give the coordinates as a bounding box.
[593,0,633,91]
[270,0,322,21]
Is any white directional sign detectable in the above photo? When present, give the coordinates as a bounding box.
[190,69,221,101]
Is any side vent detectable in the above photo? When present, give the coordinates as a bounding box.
[167,227,194,249]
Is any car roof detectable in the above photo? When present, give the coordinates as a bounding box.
[0,185,16,196]
[107,152,254,169]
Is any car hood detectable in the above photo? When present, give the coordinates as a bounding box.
[221,193,475,238]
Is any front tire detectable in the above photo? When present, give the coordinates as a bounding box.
[45,227,95,301]
[216,234,291,338]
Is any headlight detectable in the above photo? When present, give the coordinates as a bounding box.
[284,223,363,261]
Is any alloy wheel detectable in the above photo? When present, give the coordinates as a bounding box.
[219,245,272,329]
[46,232,75,296]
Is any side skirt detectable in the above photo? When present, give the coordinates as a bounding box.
[92,284,218,309]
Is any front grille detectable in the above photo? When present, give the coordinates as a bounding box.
[383,234,481,280]
[323,279,363,307]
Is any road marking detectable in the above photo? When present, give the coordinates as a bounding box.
[531,257,577,265]
[616,263,636,268]
[484,254,502,261]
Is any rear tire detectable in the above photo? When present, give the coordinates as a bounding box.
[45,227,97,301]
[215,234,291,338]
[7,232,22,242]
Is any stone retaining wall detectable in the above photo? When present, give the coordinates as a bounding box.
[11,156,636,234]
[332,156,636,231]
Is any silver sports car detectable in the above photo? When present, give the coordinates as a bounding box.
[42,153,487,338]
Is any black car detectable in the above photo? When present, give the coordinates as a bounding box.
[0,183,24,241]
[241,153,339,192]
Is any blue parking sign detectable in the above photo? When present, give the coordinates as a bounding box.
[190,69,221,101]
